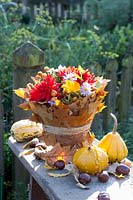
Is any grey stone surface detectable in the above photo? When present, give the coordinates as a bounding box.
[8,136,133,200]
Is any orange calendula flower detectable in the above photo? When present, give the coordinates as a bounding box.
[62,80,80,93]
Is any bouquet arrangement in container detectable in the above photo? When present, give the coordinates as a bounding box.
[14,65,109,147]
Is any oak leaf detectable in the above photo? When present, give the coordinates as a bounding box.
[18,102,30,110]
[14,88,26,99]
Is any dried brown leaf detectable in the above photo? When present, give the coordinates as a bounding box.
[44,163,57,170]
[76,182,90,189]
[109,172,125,179]
[19,148,35,157]
[48,171,70,177]
[30,114,42,123]
[18,102,30,110]
[35,143,76,166]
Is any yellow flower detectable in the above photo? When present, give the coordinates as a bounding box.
[55,100,61,106]
[62,80,80,93]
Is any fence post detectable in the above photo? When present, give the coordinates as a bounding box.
[118,55,133,121]
[90,63,103,132]
[13,41,45,121]
[103,59,118,131]
[0,90,4,200]
[12,41,45,199]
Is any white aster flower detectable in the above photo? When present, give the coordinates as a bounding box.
[63,72,77,81]
[80,82,93,96]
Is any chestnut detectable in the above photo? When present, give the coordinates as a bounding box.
[98,191,110,200]
[98,171,110,183]
[54,160,65,170]
[78,173,91,185]
[115,164,130,175]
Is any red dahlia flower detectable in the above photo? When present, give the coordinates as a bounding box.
[29,74,60,102]
[82,70,95,84]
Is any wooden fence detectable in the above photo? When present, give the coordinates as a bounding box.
[22,0,88,20]
[103,56,133,130]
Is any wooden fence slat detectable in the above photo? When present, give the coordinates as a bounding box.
[34,5,38,16]
[54,2,58,18]
[45,3,49,15]
[48,2,52,16]
[57,3,61,18]
[83,1,88,21]
[51,2,56,17]
[103,59,118,131]
[118,55,133,121]
[61,3,65,18]
[12,41,45,198]
[39,3,44,15]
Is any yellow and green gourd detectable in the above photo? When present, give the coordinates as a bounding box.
[98,113,128,162]
[73,145,109,175]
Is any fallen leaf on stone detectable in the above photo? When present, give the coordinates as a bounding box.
[19,148,35,157]
[42,143,76,166]
[22,138,39,149]
[44,163,57,170]
[76,182,90,189]
[108,172,125,179]
[48,171,70,177]
[71,165,90,189]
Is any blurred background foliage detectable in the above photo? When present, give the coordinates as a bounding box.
[0,0,132,199]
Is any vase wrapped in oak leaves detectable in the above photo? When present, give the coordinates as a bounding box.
[14,65,109,147]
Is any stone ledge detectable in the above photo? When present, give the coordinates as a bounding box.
[8,136,133,200]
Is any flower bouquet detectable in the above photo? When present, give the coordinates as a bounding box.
[14,65,109,147]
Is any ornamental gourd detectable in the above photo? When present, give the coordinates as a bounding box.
[73,145,108,175]
[98,113,128,162]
